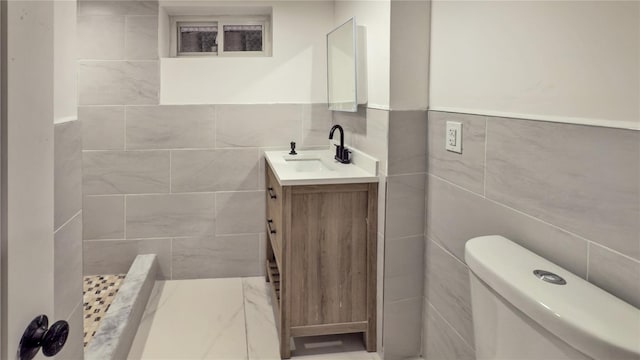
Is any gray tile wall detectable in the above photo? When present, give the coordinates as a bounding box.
[77,0,334,280]
[54,120,84,360]
[423,110,640,358]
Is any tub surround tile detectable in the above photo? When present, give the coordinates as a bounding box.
[125,105,215,149]
[126,193,215,238]
[215,191,265,235]
[427,111,486,195]
[382,297,423,360]
[425,239,474,347]
[427,174,589,278]
[125,16,158,60]
[423,301,475,360]
[54,214,84,321]
[171,149,259,192]
[385,173,426,239]
[216,105,302,148]
[383,235,424,303]
[78,61,159,105]
[80,106,125,150]
[588,243,640,308]
[486,118,640,260]
[84,238,171,279]
[243,277,280,359]
[77,15,125,60]
[55,120,83,230]
[172,234,261,279]
[128,278,247,359]
[388,110,427,175]
[83,195,125,240]
[85,255,158,360]
[83,150,169,195]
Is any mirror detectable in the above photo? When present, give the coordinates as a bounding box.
[327,17,357,112]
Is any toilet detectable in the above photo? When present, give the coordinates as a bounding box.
[465,235,640,360]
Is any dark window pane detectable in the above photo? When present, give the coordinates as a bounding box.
[180,25,218,53]
[223,25,262,52]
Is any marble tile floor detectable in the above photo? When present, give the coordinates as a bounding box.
[83,274,127,347]
[128,277,381,359]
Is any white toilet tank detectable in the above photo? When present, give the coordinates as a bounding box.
[465,235,640,360]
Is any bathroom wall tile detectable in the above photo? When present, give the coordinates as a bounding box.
[388,110,427,175]
[79,106,125,150]
[83,195,125,240]
[216,105,302,147]
[77,0,158,16]
[302,103,332,146]
[126,193,215,238]
[335,108,389,176]
[383,235,424,303]
[215,191,265,234]
[54,120,82,230]
[126,105,215,149]
[84,238,171,279]
[125,16,158,60]
[588,243,640,308]
[385,173,426,239]
[54,214,83,321]
[486,118,640,260]
[382,297,423,360]
[78,61,159,105]
[425,238,474,347]
[377,178,386,236]
[423,301,475,360]
[56,302,84,360]
[77,15,124,60]
[83,150,169,194]
[427,174,589,277]
[376,232,385,353]
[257,233,267,276]
[171,149,259,192]
[172,234,261,279]
[427,111,486,195]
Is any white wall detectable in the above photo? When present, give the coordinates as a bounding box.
[430,0,640,129]
[334,0,390,109]
[389,0,429,110]
[160,1,333,104]
[54,0,77,123]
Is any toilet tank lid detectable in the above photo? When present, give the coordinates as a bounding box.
[465,235,640,360]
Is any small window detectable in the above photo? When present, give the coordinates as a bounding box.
[171,16,271,57]
[178,22,218,55]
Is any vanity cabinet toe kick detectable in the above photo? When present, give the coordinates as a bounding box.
[264,160,378,359]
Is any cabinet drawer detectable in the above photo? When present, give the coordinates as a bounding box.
[266,163,283,268]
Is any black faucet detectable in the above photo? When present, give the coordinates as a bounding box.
[329,124,351,164]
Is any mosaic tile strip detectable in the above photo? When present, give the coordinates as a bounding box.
[83,274,126,347]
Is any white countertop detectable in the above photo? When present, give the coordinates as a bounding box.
[264,148,379,186]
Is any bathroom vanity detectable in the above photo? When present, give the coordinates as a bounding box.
[263,149,378,359]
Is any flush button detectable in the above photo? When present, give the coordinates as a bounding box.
[533,270,566,285]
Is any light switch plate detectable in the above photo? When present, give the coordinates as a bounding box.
[445,121,462,153]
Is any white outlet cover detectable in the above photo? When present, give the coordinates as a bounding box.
[445,121,462,153]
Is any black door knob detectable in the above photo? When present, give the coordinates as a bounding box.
[18,315,69,360]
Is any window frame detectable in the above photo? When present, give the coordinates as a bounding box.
[170,15,271,58]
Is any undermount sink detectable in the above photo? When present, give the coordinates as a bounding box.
[264,148,378,186]
[284,158,333,173]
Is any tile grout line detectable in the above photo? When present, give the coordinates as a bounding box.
[241,279,250,360]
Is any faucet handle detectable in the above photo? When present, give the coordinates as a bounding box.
[289,141,297,155]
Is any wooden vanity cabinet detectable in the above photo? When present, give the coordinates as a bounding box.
[264,161,377,359]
